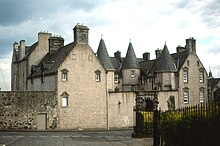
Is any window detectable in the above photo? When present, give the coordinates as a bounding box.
[200,89,204,103]
[62,97,68,107]
[131,85,135,91]
[62,72,67,81]
[61,92,69,107]
[131,70,136,78]
[183,90,189,104]
[95,70,101,82]
[183,69,188,83]
[199,70,204,83]
[187,60,189,66]
[141,76,145,84]
[197,61,200,66]
[114,74,119,83]
[61,69,68,82]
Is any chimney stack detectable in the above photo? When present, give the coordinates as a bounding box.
[19,40,26,60]
[114,51,121,62]
[155,49,162,59]
[176,45,186,53]
[49,36,64,56]
[73,23,89,44]
[186,37,196,53]
[143,52,150,61]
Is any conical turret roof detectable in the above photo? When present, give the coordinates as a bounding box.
[97,38,114,70]
[156,43,176,72]
[121,42,140,69]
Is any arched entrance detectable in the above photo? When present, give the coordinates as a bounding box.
[132,91,159,138]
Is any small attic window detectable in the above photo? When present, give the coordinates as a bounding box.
[61,69,68,82]
[95,70,101,82]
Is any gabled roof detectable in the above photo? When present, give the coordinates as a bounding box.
[139,59,156,74]
[97,38,114,70]
[155,44,176,72]
[121,42,140,69]
[171,51,188,71]
[30,42,75,77]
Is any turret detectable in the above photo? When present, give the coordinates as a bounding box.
[121,42,140,91]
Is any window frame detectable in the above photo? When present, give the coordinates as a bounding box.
[131,70,136,78]
[61,69,68,82]
[199,88,204,103]
[183,90,189,104]
[183,67,188,83]
[199,69,204,83]
[95,70,101,82]
[61,92,69,107]
[114,73,119,83]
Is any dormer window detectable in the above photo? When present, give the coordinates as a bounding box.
[61,69,68,82]
[131,70,136,78]
[95,70,101,82]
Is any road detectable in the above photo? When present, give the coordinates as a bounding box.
[0,129,153,146]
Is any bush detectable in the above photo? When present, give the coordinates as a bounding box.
[160,103,220,146]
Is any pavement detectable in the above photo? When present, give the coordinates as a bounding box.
[0,129,153,146]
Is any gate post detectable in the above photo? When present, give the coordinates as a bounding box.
[153,109,160,146]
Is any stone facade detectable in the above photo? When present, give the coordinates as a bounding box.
[178,53,208,107]
[0,91,57,129]
[10,24,208,130]
[57,44,107,129]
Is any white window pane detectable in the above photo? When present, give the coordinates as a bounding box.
[131,70,136,78]
[62,97,68,107]
[184,91,189,103]
[96,73,100,82]
[200,90,204,103]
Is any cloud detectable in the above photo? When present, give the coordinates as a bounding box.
[0,0,107,26]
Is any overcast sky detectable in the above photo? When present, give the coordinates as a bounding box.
[0,0,220,90]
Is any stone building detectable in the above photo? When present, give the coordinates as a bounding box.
[10,24,208,130]
[208,70,220,102]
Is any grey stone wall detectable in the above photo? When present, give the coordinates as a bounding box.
[0,91,57,129]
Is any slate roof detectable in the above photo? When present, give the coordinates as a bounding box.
[30,42,75,77]
[22,42,38,61]
[139,59,156,74]
[208,78,220,90]
[155,44,177,72]
[97,38,114,70]
[121,42,140,69]
[171,51,188,71]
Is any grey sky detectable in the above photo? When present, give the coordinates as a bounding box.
[0,0,220,90]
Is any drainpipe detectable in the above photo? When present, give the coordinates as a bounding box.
[105,72,109,130]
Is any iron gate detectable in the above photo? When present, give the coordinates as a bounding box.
[132,92,160,145]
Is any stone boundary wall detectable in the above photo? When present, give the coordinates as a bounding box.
[0,91,57,129]
[108,91,136,128]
